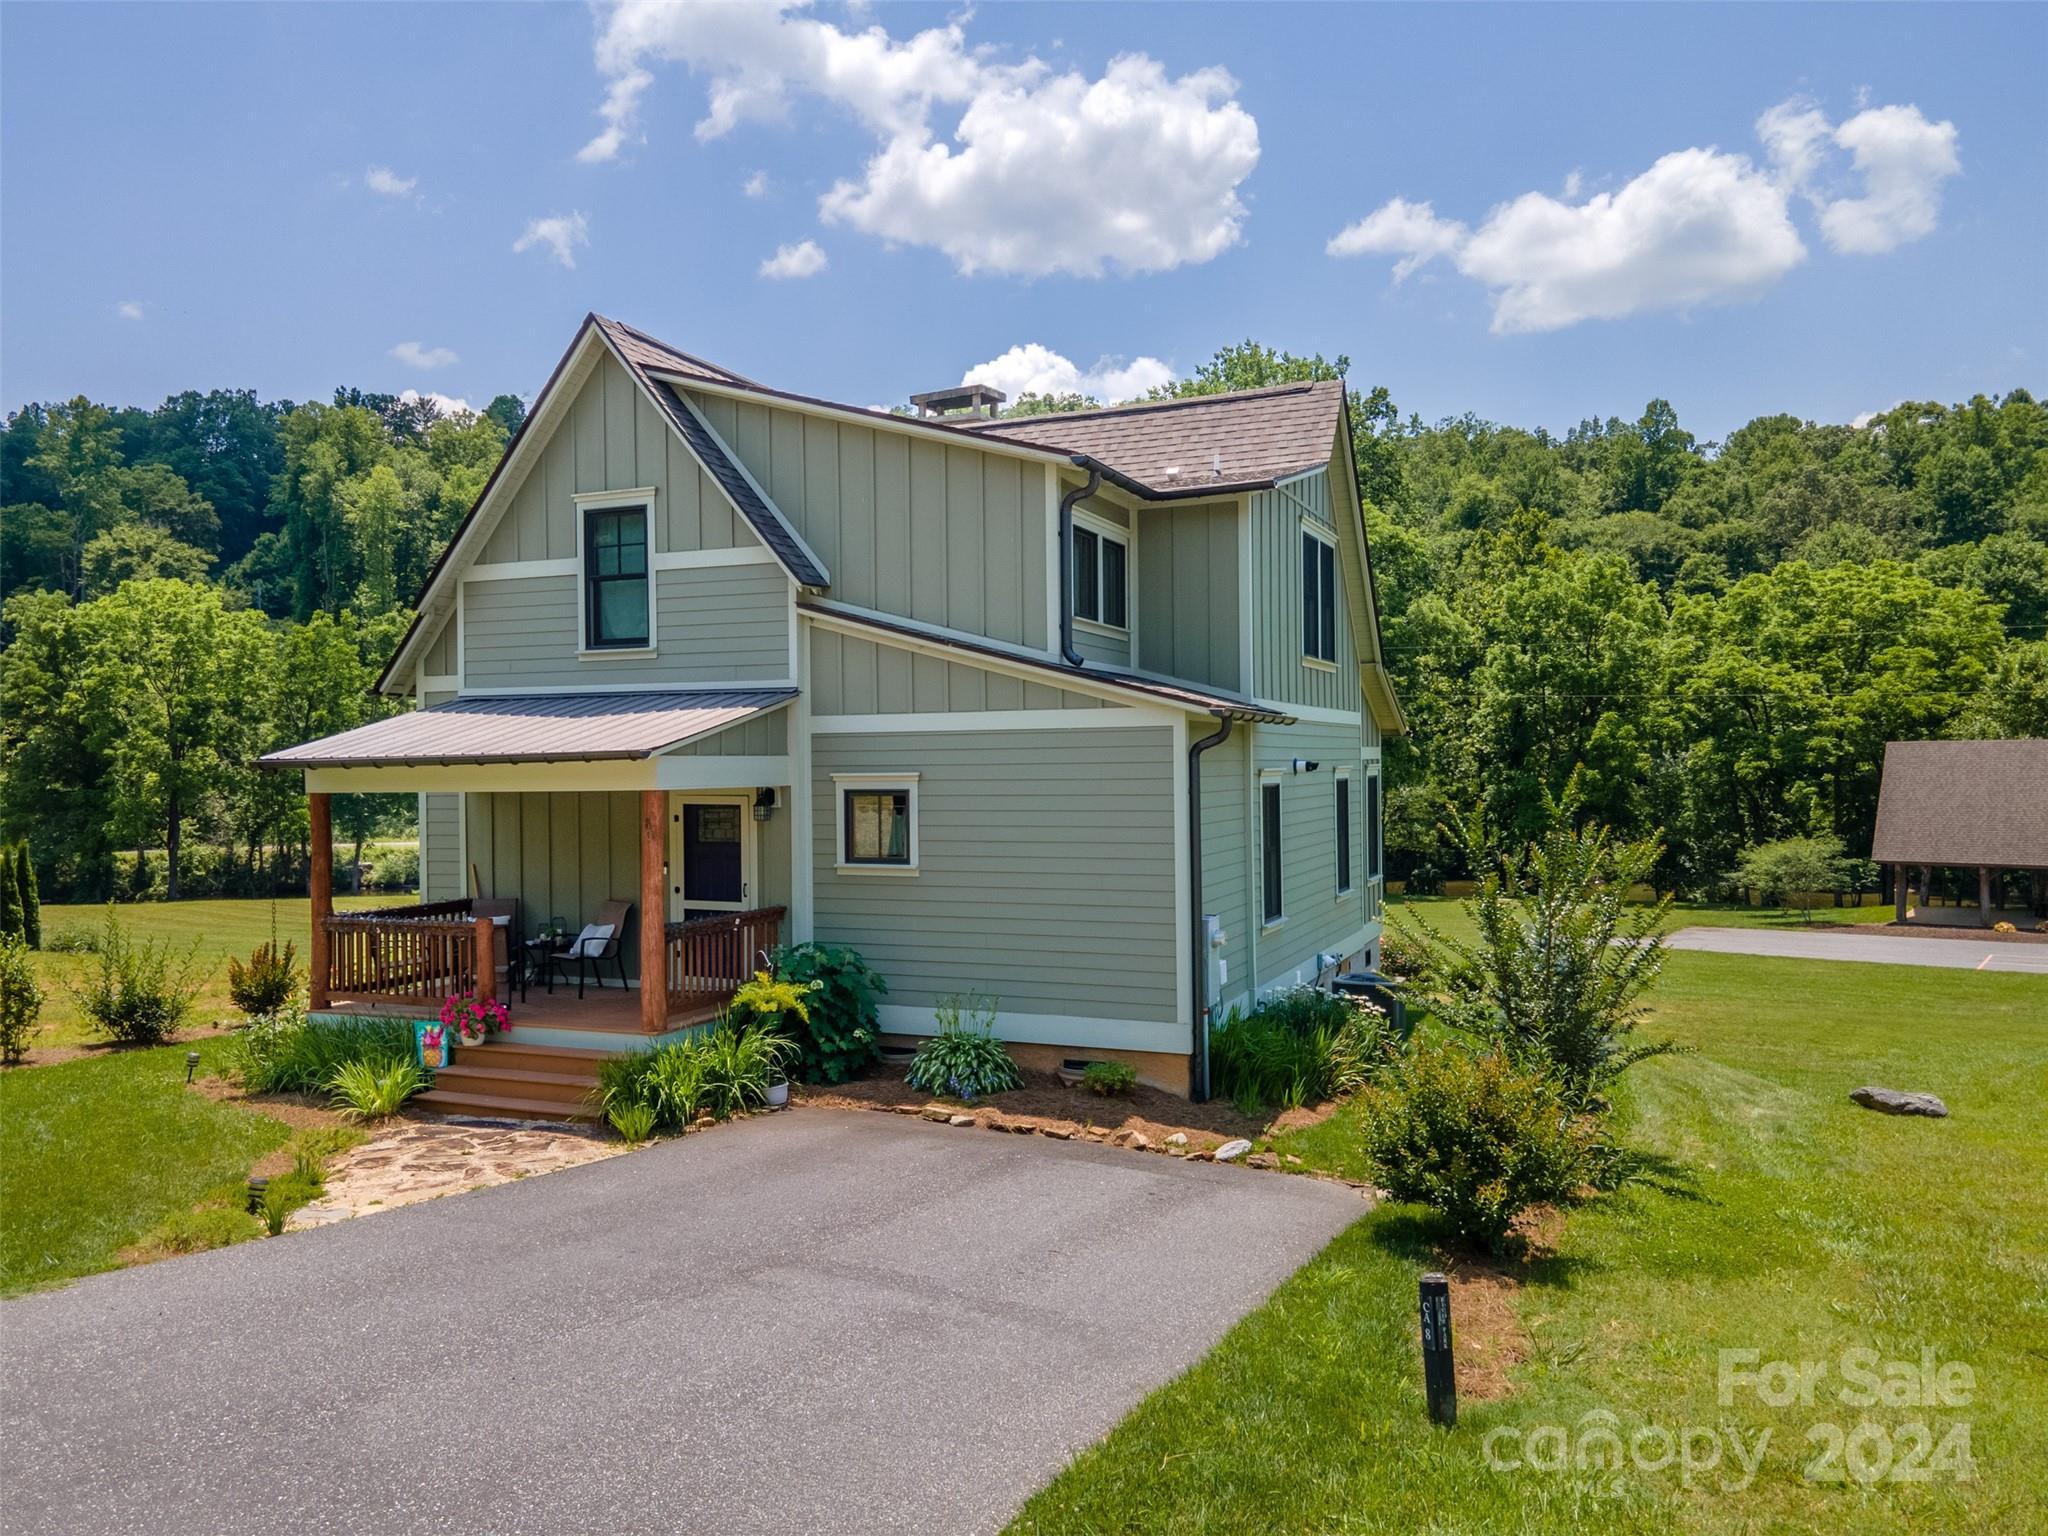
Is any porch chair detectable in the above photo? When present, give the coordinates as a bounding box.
[555,900,634,999]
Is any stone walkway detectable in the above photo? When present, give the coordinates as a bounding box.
[290,1121,626,1228]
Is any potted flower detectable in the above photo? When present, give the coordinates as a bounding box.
[441,992,510,1049]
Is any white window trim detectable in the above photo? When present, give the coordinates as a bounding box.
[1301,519,1338,668]
[577,490,658,659]
[1334,768,1354,897]
[832,771,921,876]
[1072,506,1133,638]
[1259,769,1286,930]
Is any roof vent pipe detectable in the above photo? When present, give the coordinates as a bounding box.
[1058,462,1101,669]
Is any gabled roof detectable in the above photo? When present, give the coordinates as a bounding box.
[800,597,1291,724]
[592,314,760,389]
[1871,739,2048,866]
[966,381,1345,498]
[261,689,796,769]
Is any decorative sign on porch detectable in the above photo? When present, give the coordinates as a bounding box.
[417,1021,449,1072]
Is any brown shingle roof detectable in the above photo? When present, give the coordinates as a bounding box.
[594,315,759,389]
[965,380,1345,496]
[261,690,795,769]
[1870,739,2048,866]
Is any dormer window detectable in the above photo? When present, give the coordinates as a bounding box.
[1073,519,1129,631]
[583,504,650,650]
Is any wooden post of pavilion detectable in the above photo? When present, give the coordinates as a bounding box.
[1893,864,1907,924]
[640,790,667,1032]
[1979,866,1994,926]
[308,792,332,1010]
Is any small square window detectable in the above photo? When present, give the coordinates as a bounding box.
[834,775,919,873]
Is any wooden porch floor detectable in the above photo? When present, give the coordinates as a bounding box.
[322,983,647,1034]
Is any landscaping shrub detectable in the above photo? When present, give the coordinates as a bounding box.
[1208,988,1391,1114]
[226,938,301,1018]
[66,908,209,1046]
[1083,1061,1137,1097]
[366,845,419,892]
[770,941,884,1083]
[609,1100,657,1145]
[595,1023,792,1132]
[1406,790,1679,1110]
[42,926,99,954]
[14,844,39,950]
[0,850,21,942]
[724,970,819,1067]
[326,1055,423,1120]
[225,1007,414,1095]
[0,934,44,1064]
[905,995,1021,1102]
[1358,1040,1597,1254]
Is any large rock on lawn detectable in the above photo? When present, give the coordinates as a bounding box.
[1851,1086,1949,1118]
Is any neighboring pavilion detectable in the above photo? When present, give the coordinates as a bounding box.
[1871,739,2048,925]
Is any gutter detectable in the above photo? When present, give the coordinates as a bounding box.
[1057,461,1101,668]
[1185,711,1233,1102]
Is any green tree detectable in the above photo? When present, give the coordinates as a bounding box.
[340,462,405,616]
[79,523,215,596]
[1003,391,1100,417]
[0,590,116,896]
[1152,339,1348,398]
[0,846,20,940]
[15,841,40,949]
[270,403,389,619]
[1732,834,1852,921]
[483,393,527,437]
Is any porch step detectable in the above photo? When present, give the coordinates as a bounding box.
[430,1064,598,1108]
[412,1087,600,1124]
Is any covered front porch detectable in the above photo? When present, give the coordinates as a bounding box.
[264,689,801,1050]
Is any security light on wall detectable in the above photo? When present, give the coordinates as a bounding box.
[753,787,778,822]
[1291,759,1320,774]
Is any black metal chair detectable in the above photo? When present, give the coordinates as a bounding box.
[553,900,633,998]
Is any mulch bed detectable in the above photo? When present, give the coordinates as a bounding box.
[1819,920,2048,945]
[7,1020,238,1071]
[797,1065,1272,1153]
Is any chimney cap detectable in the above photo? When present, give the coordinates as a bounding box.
[909,382,1008,419]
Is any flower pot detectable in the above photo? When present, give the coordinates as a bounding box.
[766,1081,790,1109]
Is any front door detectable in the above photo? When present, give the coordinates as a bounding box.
[670,796,752,923]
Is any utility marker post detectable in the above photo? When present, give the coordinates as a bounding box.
[1420,1272,1456,1426]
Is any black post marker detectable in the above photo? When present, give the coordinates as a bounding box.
[1420,1272,1456,1427]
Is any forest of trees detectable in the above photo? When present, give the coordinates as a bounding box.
[3,347,2042,906]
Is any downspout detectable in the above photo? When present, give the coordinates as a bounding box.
[1186,711,1233,1102]
[1057,462,1101,668]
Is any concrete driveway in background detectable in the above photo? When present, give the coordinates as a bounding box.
[1,1108,1364,1536]
[1665,925,2048,974]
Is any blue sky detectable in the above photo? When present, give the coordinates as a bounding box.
[3,2,2042,441]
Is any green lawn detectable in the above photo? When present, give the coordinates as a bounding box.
[1011,947,2047,1534]
[0,1036,294,1295]
[25,894,394,1051]
[1390,891,1895,946]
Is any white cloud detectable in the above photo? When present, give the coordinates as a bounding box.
[759,239,828,279]
[365,165,418,198]
[576,68,653,163]
[116,300,145,321]
[960,342,1174,405]
[512,212,590,268]
[743,170,771,199]
[580,3,1259,278]
[1330,96,1956,332]
[390,340,459,370]
[397,388,474,418]
[1325,198,1467,280]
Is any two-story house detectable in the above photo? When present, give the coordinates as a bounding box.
[264,314,1404,1102]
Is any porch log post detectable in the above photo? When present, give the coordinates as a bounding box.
[640,790,667,1032]
[1893,864,1907,924]
[308,792,332,1009]
[1979,866,1994,926]
[473,915,496,1005]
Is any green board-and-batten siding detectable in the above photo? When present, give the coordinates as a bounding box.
[461,564,790,689]
[466,791,649,978]
[686,389,1048,650]
[809,727,1180,1038]
[809,629,1101,715]
[421,794,463,900]
[1249,470,1360,713]
[1136,498,1240,693]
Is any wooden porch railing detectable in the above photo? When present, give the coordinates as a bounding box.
[322,899,496,1008]
[663,906,786,1025]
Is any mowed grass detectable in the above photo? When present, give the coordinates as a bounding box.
[0,1036,292,1295]
[1011,946,2047,1534]
[24,894,394,1051]
[1391,891,1894,944]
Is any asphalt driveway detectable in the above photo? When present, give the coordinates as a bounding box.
[1665,925,2048,973]
[1,1109,1363,1536]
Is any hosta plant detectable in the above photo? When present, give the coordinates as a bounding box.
[905,995,1021,1103]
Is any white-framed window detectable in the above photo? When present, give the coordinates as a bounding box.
[576,489,657,655]
[833,772,920,874]
[1301,524,1337,665]
[1072,512,1130,633]
[1335,770,1353,895]
[1260,772,1284,926]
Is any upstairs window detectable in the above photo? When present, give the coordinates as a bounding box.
[1073,522,1129,630]
[584,506,650,649]
[1302,528,1337,663]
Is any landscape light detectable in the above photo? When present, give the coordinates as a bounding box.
[185,1051,200,1084]
[246,1177,269,1214]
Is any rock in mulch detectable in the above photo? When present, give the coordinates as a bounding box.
[1213,1138,1254,1163]
[1850,1086,1950,1118]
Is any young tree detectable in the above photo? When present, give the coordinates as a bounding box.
[0,845,21,940]
[1732,835,1851,922]
[14,842,40,949]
